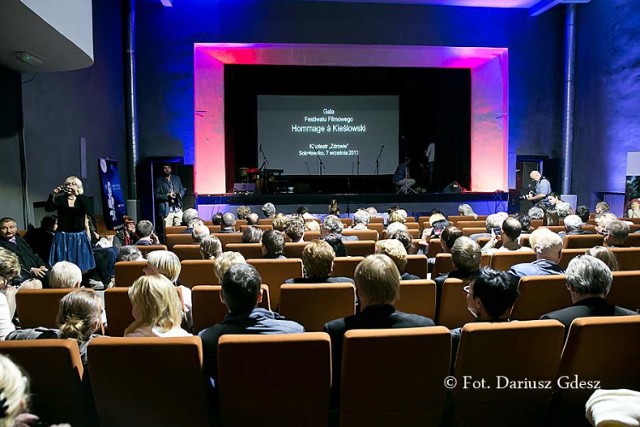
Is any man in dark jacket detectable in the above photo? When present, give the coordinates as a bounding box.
[0,217,49,287]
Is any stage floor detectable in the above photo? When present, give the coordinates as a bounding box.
[197,191,510,218]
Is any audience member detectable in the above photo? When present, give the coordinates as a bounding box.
[191,223,210,243]
[388,209,407,224]
[286,240,354,284]
[559,214,592,238]
[125,275,191,337]
[434,237,482,302]
[284,216,305,243]
[24,215,57,261]
[322,215,357,241]
[365,206,378,219]
[323,255,434,388]
[385,221,408,238]
[211,212,223,225]
[49,261,82,288]
[144,250,190,314]
[627,199,640,219]
[200,235,223,260]
[113,215,138,248]
[351,209,371,230]
[322,233,347,257]
[297,206,316,221]
[509,228,564,278]
[440,226,463,253]
[262,202,277,219]
[540,256,635,329]
[304,219,321,233]
[470,212,507,241]
[236,205,251,220]
[220,213,237,233]
[527,206,545,220]
[199,264,303,383]
[261,230,286,259]
[604,220,630,247]
[375,239,419,280]
[482,217,531,254]
[595,212,617,235]
[118,245,144,262]
[214,251,246,283]
[0,217,49,287]
[516,213,532,233]
[272,213,289,232]
[595,201,610,217]
[180,208,200,234]
[0,249,19,339]
[389,229,415,255]
[246,212,260,225]
[585,246,618,271]
[328,199,340,216]
[242,226,264,244]
[134,220,159,246]
[458,203,478,219]
[555,201,573,218]
[575,205,590,223]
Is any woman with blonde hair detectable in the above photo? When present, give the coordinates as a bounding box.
[0,248,18,339]
[125,275,190,337]
[199,235,223,259]
[0,354,30,427]
[144,250,191,313]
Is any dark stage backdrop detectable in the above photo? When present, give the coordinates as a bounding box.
[225,65,471,193]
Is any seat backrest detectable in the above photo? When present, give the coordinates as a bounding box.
[0,339,93,426]
[405,222,419,230]
[88,337,209,427]
[279,283,356,331]
[437,278,473,328]
[217,332,331,427]
[15,288,76,328]
[624,233,640,247]
[556,316,640,421]
[510,275,572,320]
[370,217,384,224]
[104,287,134,337]
[340,327,451,427]
[233,219,248,231]
[417,215,430,231]
[342,229,379,241]
[136,244,168,257]
[461,227,486,237]
[610,247,640,270]
[180,259,218,288]
[405,254,428,279]
[557,248,585,270]
[530,219,544,229]
[165,225,187,234]
[562,234,604,249]
[258,218,273,225]
[537,225,565,233]
[166,233,195,249]
[446,215,475,225]
[456,220,487,230]
[332,256,364,279]
[340,218,353,227]
[240,224,273,232]
[343,240,376,256]
[489,251,537,271]
[452,320,565,426]
[247,258,303,308]
[367,223,384,235]
[407,229,420,239]
[283,241,310,258]
[397,280,436,319]
[114,260,147,287]
[191,284,271,335]
[302,231,322,241]
[172,244,202,260]
[431,253,454,278]
[225,243,263,259]
[426,238,444,258]
[212,232,243,249]
[607,271,640,311]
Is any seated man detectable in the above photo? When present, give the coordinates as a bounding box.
[191,224,210,244]
[392,157,416,194]
[261,230,286,259]
[603,220,630,247]
[509,228,564,278]
[575,205,591,224]
[286,239,354,284]
[322,215,357,241]
[246,212,260,226]
[49,261,82,288]
[434,237,482,308]
[134,220,159,246]
[199,263,304,383]
[351,209,371,231]
[219,213,237,233]
[0,217,49,287]
[451,268,519,356]
[323,254,434,387]
[541,255,636,329]
[180,208,200,234]
[482,217,532,254]
[595,212,617,235]
[558,214,593,238]
[284,216,305,243]
[469,212,508,242]
[375,239,420,280]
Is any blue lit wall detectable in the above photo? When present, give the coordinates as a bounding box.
[136,0,564,186]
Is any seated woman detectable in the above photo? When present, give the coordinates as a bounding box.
[117,245,144,262]
[242,226,264,244]
[286,240,354,284]
[144,250,190,314]
[124,275,190,337]
[6,289,103,365]
[199,235,223,260]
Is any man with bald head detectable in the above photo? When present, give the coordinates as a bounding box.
[509,228,564,278]
[526,171,552,208]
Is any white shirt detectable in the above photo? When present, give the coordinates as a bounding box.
[125,325,191,338]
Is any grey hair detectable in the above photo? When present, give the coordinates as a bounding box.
[385,222,408,236]
[450,236,482,272]
[566,255,612,296]
[605,220,630,241]
[118,245,144,261]
[50,261,82,288]
[323,215,343,233]
[527,206,545,220]
[222,212,236,227]
[136,220,154,237]
[261,203,276,217]
[532,229,562,255]
[366,207,378,217]
[485,213,506,230]
[458,203,477,219]
[563,215,583,231]
[555,202,572,218]
[353,209,371,225]
[182,208,199,227]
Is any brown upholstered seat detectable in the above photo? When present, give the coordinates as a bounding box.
[212,232,244,249]
[340,327,451,427]
[217,332,331,427]
[332,256,365,279]
[104,287,133,336]
[610,247,640,270]
[510,275,572,320]
[114,260,147,287]
[247,258,303,308]
[279,283,356,331]
[405,254,429,278]
[451,320,565,426]
[607,270,640,311]
[557,248,585,270]
[166,233,195,249]
[437,278,473,328]
[179,259,218,288]
[88,337,210,427]
[397,280,436,319]
[172,244,202,260]
[0,339,95,426]
[225,242,263,259]
[342,229,379,241]
[283,241,310,258]
[343,240,376,256]
[489,251,536,271]
[431,253,454,278]
[15,288,76,328]
[562,234,604,249]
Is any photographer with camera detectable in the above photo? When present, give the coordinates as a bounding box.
[45,176,96,273]
[154,163,185,228]
[525,171,552,208]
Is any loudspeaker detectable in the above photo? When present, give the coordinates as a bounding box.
[442,181,462,194]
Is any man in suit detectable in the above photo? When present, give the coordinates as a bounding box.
[0,217,49,287]
[603,220,630,248]
[324,254,434,389]
[154,163,185,228]
[558,214,594,238]
[541,255,636,330]
[509,228,565,278]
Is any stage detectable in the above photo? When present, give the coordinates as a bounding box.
[196,191,510,219]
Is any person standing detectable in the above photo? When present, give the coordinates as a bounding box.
[154,163,185,228]
[423,142,436,191]
[45,176,96,273]
[526,171,552,208]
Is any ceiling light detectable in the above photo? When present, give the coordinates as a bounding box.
[15,51,43,66]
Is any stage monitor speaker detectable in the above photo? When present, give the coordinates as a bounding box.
[441,181,463,194]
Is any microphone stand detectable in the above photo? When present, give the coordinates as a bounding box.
[259,145,270,194]
[375,145,385,175]
[356,149,360,175]
[313,146,326,176]
[259,144,270,171]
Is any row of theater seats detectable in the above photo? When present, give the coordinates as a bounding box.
[1,315,639,426]
[15,271,640,336]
